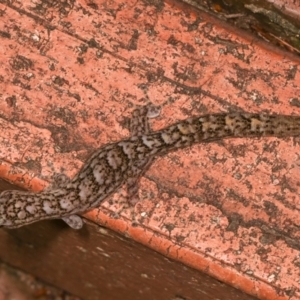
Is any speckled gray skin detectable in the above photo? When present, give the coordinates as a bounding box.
[1,109,300,229]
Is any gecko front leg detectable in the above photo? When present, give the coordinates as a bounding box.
[112,104,161,219]
[126,104,161,204]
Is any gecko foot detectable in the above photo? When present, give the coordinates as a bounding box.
[62,215,83,229]
[130,104,161,136]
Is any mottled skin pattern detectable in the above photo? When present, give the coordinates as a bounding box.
[1,109,300,229]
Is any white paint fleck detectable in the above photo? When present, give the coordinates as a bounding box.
[31,33,40,42]
[267,273,276,282]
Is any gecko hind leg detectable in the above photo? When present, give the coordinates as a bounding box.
[47,174,84,229]
[114,104,161,220]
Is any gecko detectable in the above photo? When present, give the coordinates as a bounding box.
[1,105,300,229]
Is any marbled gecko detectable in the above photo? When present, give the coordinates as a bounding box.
[1,105,300,229]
